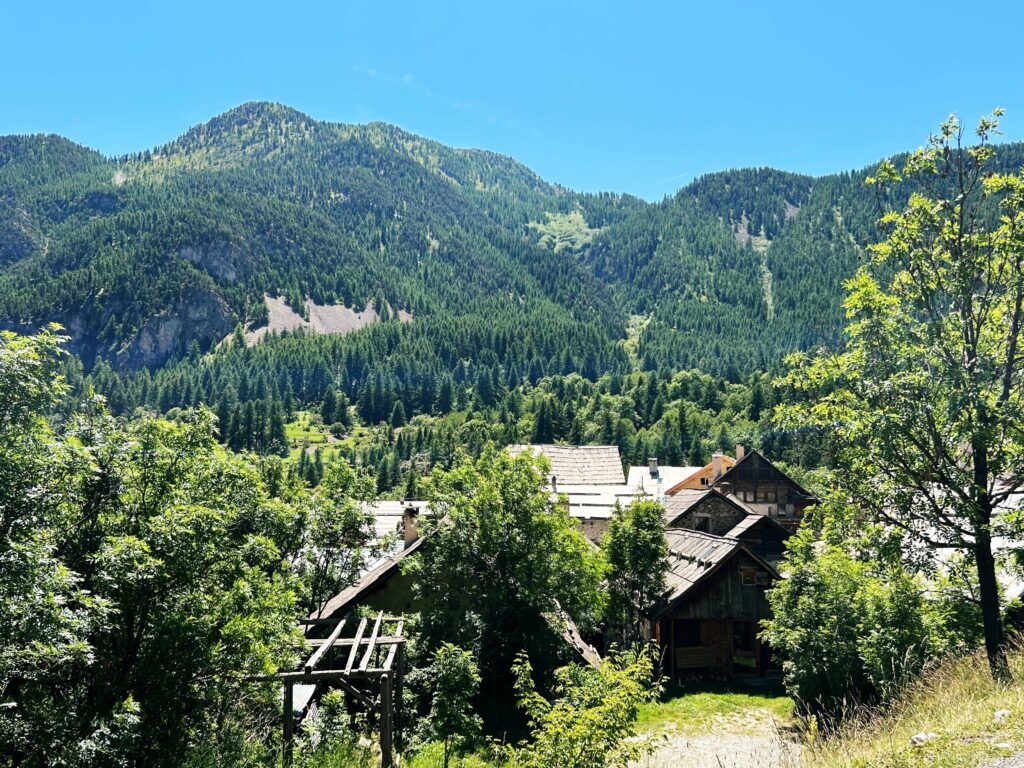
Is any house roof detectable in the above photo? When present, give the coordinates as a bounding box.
[508,444,625,485]
[715,450,816,499]
[724,510,793,540]
[661,488,752,526]
[652,529,779,620]
[311,535,427,621]
[626,465,702,497]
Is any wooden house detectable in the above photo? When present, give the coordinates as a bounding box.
[651,529,780,678]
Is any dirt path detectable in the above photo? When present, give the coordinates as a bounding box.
[634,712,800,768]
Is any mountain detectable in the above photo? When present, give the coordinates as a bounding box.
[2,101,1023,377]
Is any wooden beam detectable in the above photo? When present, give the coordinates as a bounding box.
[251,668,395,682]
[381,620,404,672]
[304,635,403,648]
[380,674,393,768]
[343,617,368,674]
[283,682,294,768]
[304,618,346,673]
[358,612,384,671]
[332,676,374,709]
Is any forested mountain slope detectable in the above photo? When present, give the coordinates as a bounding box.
[2,101,1023,377]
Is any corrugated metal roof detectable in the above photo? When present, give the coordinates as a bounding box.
[654,529,781,618]
[724,511,791,539]
[508,444,625,485]
[626,465,702,497]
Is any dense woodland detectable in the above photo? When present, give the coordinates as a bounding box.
[7,101,1024,381]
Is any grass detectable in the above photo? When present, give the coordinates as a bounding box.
[635,680,795,736]
[805,646,1024,768]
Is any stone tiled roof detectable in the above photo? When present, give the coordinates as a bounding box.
[508,444,625,485]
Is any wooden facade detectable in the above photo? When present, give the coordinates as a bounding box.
[653,530,780,679]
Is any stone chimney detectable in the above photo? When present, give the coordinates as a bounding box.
[712,452,724,480]
[735,443,745,460]
[403,503,420,549]
[648,457,659,479]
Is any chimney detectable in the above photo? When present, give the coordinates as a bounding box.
[735,444,745,460]
[648,457,659,479]
[403,503,420,549]
[712,452,724,480]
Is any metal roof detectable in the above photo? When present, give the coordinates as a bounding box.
[653,529,780,619]
[508,444,625,485]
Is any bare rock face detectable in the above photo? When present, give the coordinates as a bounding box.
[175,240,249,282]
[116,286,234,370]
[0,203,42,265]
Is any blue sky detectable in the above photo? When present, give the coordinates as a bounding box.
[3,1,1022,199]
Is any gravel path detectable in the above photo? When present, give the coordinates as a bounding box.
[632,711,800,768]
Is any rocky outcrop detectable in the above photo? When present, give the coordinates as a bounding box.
[174,240,249,282]
[115,286,234,370]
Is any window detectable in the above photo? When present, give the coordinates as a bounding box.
[741,569,757,586]
[693,514,711,533]
[733,621,756,652]
[700,476,709,486]
[673,619,701,647]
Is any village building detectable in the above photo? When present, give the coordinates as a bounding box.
[662,488,791,566]
[666,446,816,532]
[315,445,813,683]
[652,529,781,678]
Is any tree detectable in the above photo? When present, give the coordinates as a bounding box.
[777,110,1024,679]
[761,503,980,718]
[298,459,378,616]
[502,649,660,768]
[390,400,407,428]
[418,644,482,768]
[602,501,668,646]
[408,449,604,710]
[0,331,303,766]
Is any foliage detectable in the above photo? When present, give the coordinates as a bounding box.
[762,503,982,720]
[407,448,604,725]
[601,500,668,646]
[500,649,661,768]
[416,644,483,768]
[776,110,1024,678]
[803,644,1024,768]
[0,329,308,767]
[296,459,378,616]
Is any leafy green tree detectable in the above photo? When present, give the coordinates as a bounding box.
[777,110,1024,679]
[762,503,981,718]
[298,459,378,616]
[602,501,668,646]
[408,449,604,713]
[418,644,483,768]
[502,649,660,768]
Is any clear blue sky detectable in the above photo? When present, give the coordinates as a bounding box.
[3,1,1022,199]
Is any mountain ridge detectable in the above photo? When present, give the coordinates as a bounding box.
[3,102,1023,375]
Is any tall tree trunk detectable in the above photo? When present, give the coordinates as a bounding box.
[974,528,1009,680]
[973,433,1010,680]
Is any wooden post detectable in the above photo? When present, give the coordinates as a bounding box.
[380,674,393,768]
[395,642,405,750]
[283,682,294,768]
